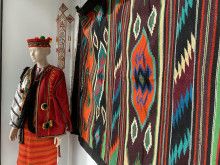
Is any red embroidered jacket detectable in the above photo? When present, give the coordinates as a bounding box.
[10,65,72,137]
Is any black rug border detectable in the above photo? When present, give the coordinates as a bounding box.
[78,136,106,165]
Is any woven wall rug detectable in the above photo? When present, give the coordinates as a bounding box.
[72,0,220,164]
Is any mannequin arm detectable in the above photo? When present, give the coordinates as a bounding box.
[54,135,63,148]
[9,127,19,141]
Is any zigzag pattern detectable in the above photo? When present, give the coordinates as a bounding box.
[169,128,191,165]
[172,84,193,128]
[109,137,119,157]
[114,22,122,79]
[114,56,122,79]
[111,106,121,132]
[116,22,122,51]
[94,42,107,106]
[176,0,193,39]
[174,33,195,83]
[112,22,122,132]
[113,80,121,103]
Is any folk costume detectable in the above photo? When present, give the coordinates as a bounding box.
[9,36,72,165]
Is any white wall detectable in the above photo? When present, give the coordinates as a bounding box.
[1,0,96,165]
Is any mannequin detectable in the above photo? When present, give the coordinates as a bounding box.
[9,36,72,165]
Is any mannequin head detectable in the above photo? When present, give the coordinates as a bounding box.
[29,47,50,63]
[27,36,52,68]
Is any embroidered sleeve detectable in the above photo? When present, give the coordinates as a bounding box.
[9,84,23,128]
[9,67,30,128]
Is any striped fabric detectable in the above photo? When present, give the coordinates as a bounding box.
[10,68,31,128]
[17,125,57,165]
[72,0,220,164]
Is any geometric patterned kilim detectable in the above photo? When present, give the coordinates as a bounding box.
[71,0,220,164]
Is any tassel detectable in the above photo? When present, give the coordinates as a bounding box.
[58,146,61,157]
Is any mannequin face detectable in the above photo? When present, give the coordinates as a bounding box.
[29,47,50,63]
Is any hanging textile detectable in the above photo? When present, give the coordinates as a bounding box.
[56,1,78,164]
[72,0,220,164]
[56,3,74,70]
[56,0,78,100]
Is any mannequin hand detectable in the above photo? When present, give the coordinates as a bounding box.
[9,127,19,141]
[54,135,62,148]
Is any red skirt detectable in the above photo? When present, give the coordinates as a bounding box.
[17,127,57,165]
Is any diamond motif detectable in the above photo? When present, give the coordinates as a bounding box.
[134,64,153,94]
[67,14,74,23]
[59,3,68,13]
[143,123,152,153]
[95,127,100,146]
[147,5,157,36]
[131,118,138,144]
[130,29,156,128]
[133,13,141,40]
